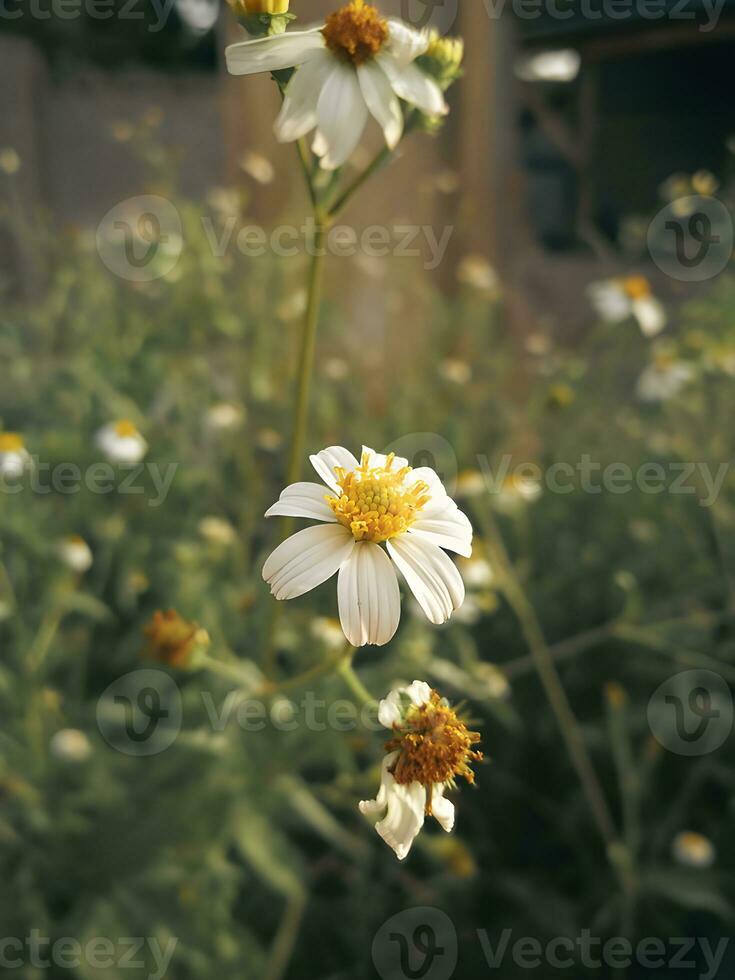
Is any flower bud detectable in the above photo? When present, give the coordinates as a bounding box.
[142,609,210,669]
[227,0,294,36]
[418,31,464,91]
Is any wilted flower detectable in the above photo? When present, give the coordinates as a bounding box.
[226,0,451,170]
[96,420,148,464]
[56,535,93,573]
[359,680,482,860]
[0,433,31,479]
[637,353,694,402]
[672,831,716,869]
[263,446,472,646]
[240,150,276,184]
[588,276,666,338]
[142,609,210,668]
[49,729,93,763]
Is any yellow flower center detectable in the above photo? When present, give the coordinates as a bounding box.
[322,0,389,65]
[0,433,24,453]
[385,690,482,802]
[328,451,430,543]
[622,275,651,300]
[114,419,139,438]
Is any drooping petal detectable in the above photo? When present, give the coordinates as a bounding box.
[387,534,465,625]
[429,784,456,833]
[409,503,473,557]
[378,691,403,729]
[386,19,430,66]
[262,524,354,600]
[309,446,360,493]
[357,60,403,151]
[264,482,337,522]
[359,754,427,861]
[274,51,333,143]
[313,62,369,170]
[378,56,447,116]
[338,542,401,647]
[404,679,432,706]
[226,29,325,76]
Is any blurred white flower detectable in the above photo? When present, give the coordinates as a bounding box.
[50,729,92,763]
[205,402,246,431]
[263,446,472,646]
[0,432,31,479]
[96,420,148,464]
[588,276,666,338]
[175,0,218,33]
[495,472,542,513]
[672,831,716,869]
[0,148,21,175]
[310,616,346,651]
[198,516,238,546]
[359,680,481,860]
[240,151,276,185]
[323,356,350,380]
[637,356,694,402]
[276,289,308,322]
[439,358,472,385]
[57,535,93,573]
[455,469,487,500]
[226,2,448,170]
[456,254,499,294]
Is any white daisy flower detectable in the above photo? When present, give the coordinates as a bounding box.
[49,729,93,763]
[588,276,666,338]
[225,0,448,171]
[0,432,31,479]
[672,831,716,869]
[637,356,694,402]
[96,420,148,464]
[57,535,93,573]
[262,446,473,646]
[359,680,481,860]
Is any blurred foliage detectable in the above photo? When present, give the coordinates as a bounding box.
[0,125,734,979]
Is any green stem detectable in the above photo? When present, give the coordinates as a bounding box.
[263,890,307,980]
[478,507,619,850]
[337,654,374,707]
[285,217,329,488]
[327,146,393,219]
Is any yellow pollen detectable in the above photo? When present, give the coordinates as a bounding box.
[386,690,482,807]
[114,419,139,438]
[322,0,388,65]
[622,275,651,300]
[328,450,430,543]
[0,432,24,453]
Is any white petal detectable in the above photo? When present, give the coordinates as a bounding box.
[632,297,666,337]
[386,19,430,65]
[430,785,455,833]
[357,61,403,150]
[378,691,403,729]
[264,482,337,522]
[338,542,401,647]
[387,535,465,625]
[404,680,432,706]
[409,504,473,557]
[360,755,427,861]
[362,445,409,471]
[262,524,354,600]
[588,282,630,322]
[226,29,325,76]
[378,56,447,116]
[314,62,369,170]
[310,446,360,493]
[274,51,333,142]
